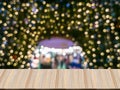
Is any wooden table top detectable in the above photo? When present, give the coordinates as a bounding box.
[0,69,120,89]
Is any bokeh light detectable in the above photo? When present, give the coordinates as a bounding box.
[0,0,120,69]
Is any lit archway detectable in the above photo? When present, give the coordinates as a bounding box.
[30,37,87,69]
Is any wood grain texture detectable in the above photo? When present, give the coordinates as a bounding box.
[0,69,120,89]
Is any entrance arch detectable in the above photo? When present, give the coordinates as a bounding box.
[30,37,87,69]
[39,37,74,49]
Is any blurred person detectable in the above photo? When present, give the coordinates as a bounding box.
[40,53,52,69]
[65,54,71,69]
[54,54,66,69]
[82,57,89,69]
[68,53,82,69]
[30,54,40,69]
[67,54,73,69]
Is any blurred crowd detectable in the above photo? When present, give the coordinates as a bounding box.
[30,46,89,69]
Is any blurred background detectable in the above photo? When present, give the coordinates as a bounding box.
[0,0,120,69]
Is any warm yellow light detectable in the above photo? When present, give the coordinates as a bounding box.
[93,59,96,63]
[84,31,88,35]
[109,62,113,66]
[89,62,93,66]
[118,57,120,60]
[7,4,11,8]
[92,48,96,52]
[106,49,110,53]
[100,52,104,56]
[78,2,82,6]
[87,50,91,54]
[92,54,96,57]
[105,8,109,12]
[97,41,101,44]
[78,9,82,12]
[7,62,11,65]
[3,23,7,26]
[61,13,65,17]
[115,36,119,40]
[3,2,7,6]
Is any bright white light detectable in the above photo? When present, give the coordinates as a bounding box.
[33,59,39,64]
[34,49,39,54]
[31,45,85,63]
[35,53,40,57]
[38,45,84,54]
[45,53,51,58]
[31,63,38,68]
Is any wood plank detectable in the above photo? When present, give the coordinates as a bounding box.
[0,69,5,79]
[0,69,120,89]
[110,69,120,88]
[0,70,11,88]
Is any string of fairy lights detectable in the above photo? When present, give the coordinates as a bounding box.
[0,0,120,68]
